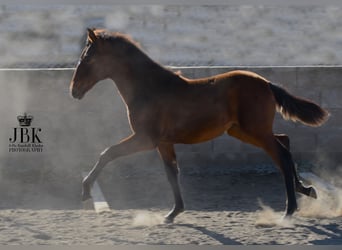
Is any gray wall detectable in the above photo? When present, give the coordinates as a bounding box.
[0,67,341,182]
[2,5,342,67]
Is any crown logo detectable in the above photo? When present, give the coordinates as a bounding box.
[17,113,33,127]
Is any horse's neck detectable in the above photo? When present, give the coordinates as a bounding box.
[110,57,183,106]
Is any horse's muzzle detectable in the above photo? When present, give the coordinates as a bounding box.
[70,86,83,100]
[70,81,84,100]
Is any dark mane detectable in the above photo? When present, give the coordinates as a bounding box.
[93,29,142,49]
[93,29,182,79]
[110,33,142,50]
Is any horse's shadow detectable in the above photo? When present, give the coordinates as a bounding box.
[302,223,342,245]
[175,223,242,245]
[175,221,342,245]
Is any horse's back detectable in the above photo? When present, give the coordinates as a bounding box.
[210,70,269,86]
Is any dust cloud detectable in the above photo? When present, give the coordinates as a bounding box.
[298,169,342,219]
[255,199,294,228]
[132,211,164,227]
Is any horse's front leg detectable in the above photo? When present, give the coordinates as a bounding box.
[82,134,156,201]
[157,143,184,223]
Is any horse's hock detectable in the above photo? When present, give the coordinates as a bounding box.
[0,66,341,207]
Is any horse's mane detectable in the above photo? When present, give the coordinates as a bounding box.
[93,29,142,49]
[92,28,183,79]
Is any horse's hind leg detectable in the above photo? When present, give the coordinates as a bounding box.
[228,126,297,216]
[275,134,317,199]
[275,134,290,150]
[157,143,184,223]
[82,134,155,201]
[264,137,298,216]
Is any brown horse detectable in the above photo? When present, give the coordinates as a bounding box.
[70,28,329,222]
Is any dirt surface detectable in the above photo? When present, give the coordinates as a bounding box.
[0,172,341,245]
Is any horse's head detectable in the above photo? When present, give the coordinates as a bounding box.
[70,28,146,99]
[70,28,111,99]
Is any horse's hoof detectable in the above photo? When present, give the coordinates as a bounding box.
[164,216,174,224]
[164,206,184,224]
[82,196,92,202]
[82,193,92,201]
[283,211,294,220]
[309,186,317,199]
[285,204,298,217]
[82,184,92,201]
[82,198,94,210]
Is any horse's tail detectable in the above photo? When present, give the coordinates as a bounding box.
[269,82,329,127]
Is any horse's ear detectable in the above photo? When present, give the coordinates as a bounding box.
[87,28,97,43]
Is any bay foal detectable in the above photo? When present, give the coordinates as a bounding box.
[70,29,329,222]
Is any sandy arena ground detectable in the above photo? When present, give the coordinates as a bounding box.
[0,173,341,245]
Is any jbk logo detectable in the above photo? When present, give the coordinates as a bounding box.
[9,113,43,153]
[9,127,42,144]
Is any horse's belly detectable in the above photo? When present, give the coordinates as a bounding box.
[180,129,225,144]
[159,95,234,144]
[163,120,234,144]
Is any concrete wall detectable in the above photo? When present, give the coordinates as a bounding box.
[0,67,341,181]
[2,5,342,67]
